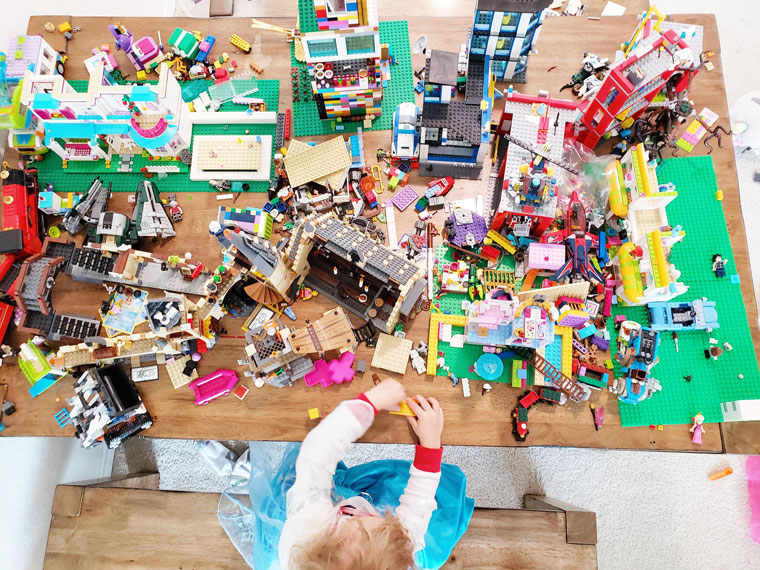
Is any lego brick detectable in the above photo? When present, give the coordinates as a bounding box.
[371,333,413,375]
[291,11,414,136]
[612,157,760,427]
[166,355,198,389]
[391,185,419,211]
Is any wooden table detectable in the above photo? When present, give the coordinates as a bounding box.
[2,9,755,453]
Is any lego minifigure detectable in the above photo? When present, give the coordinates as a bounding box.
[712,254,727,278]
[690,413,706,444]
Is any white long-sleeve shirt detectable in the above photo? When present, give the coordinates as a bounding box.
[278,397,442,569]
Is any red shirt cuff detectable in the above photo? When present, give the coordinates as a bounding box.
[356,393,379,415]
[413,444,443,473]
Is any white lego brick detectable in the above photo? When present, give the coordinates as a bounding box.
[450,334,464,348]
[385,204,399,250]
[462,377,471,398]
[721,399,760,422]
[190,135,272,181]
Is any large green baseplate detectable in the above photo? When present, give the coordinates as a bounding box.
[613,156,760,427]
[290,0,415,136]
[33,79,279,193]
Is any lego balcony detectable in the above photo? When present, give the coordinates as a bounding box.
[128,114,178,149]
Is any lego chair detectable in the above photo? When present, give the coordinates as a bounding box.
[43,474,598,569]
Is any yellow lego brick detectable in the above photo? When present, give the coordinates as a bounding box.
[715,190,724,201]
[58,22,72,33]
[389,400,416,416]
[308,407,320,420]
[426,313,467,375]
[136,70,147,81]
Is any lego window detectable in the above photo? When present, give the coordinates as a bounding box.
[325,0,346,13]
[307,38,339,58]
[345,34,375,55]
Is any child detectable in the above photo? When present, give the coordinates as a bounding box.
[279,378,473,569]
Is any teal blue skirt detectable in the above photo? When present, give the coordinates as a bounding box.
[219,442,474,570]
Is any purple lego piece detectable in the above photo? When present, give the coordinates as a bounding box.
[304,352,356,387]
[392,185,419,211]
[557,312,589,328]
[448,209,488,247]
[6,35,43,79]
[591,334,610,351]
[527,242,565,271]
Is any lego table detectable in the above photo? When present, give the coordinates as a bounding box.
[1,10,755,453]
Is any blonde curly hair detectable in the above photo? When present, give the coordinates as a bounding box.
[289,511,417,570]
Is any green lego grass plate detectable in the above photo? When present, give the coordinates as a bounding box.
[290,3,415,136]
[613,156,760,427]
[33,78,279,193]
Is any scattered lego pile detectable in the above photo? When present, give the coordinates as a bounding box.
[0,3,758,449]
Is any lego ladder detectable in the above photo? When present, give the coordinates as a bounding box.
[514,347,586,402]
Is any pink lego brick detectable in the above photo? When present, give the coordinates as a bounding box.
[527,242,566,271]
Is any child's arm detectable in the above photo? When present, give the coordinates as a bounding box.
[396,396,445,552]
[286,378,407,515]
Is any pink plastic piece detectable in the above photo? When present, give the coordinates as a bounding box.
[527,242,566,271]
[748,456,760,543]
[304,352,356,387]
[188,369,239,405]
[392,185,419,211]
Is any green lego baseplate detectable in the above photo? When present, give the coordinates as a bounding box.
[33,78,279,193]
[291,2,415,137]
[613,155,760,427]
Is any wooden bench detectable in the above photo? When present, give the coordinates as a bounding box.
[44,474,597,569]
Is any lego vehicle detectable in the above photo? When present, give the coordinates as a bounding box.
[561,52,609,96]
[648,299,719,332]
[0,168,44,296]
[188,369,239,405]
[391,103,420,161]
[613,325,661,405]
[512,405,528,441]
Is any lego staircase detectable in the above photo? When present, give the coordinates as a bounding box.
[514,347,586,401]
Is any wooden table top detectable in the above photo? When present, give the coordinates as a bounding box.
[1,9,755,453]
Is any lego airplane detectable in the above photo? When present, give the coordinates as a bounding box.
[133,180,176,239]
[542,191,604,283]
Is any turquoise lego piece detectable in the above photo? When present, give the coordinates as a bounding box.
[614,156,760,427]
[291,3,415,136]
[33,78,279,193]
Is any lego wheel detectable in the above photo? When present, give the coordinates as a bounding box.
[56,60,65,75]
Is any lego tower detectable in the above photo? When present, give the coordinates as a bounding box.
[468,1,551,83]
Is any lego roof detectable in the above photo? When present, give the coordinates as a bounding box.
[476,0,551,11]
[421,101,482,146]
[308,215,419,285]
[427,50,459,86]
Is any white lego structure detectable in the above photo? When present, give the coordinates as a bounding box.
[611,143,687,306]
[20,62,192,162]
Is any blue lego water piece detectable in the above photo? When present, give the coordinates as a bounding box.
[30,373,62,397]
[263,202,275,213]
[283,306,297,321]
[730,274,740,284]
[475,353,504,381]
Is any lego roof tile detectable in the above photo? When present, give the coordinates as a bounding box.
[427,50,459,86]
[130,85,158,102]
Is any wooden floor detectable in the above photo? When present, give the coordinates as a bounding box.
[44,484,597,569]
[0,10,757,452]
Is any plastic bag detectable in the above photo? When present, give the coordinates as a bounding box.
[561,140,618,223]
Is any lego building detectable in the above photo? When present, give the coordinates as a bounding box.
[19,61,192,162]
[301,0,385,121]
[488,90,578,237]
[574,21,703,148]
[610,144,687,306]
[418,50,493,179]
[284,213,427,334]
[468,1,551,83]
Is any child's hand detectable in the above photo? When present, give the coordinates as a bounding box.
[365,378,407,412]
[406,395,444,449]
